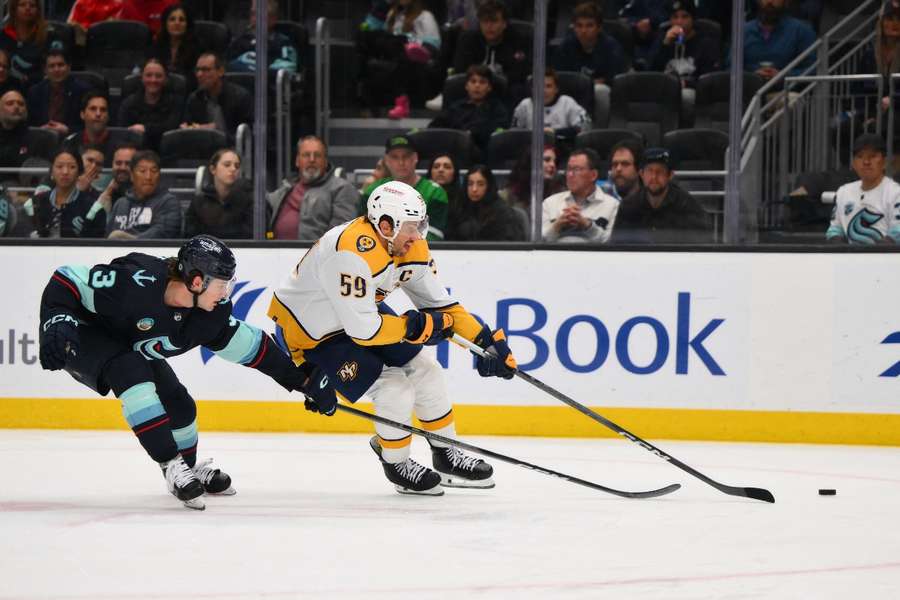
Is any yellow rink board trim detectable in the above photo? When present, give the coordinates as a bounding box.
[3,398,900,446]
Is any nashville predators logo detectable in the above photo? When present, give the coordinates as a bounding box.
[338,361,359,382]
[357,235,376,252]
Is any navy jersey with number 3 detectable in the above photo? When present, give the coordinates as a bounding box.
[39,253,300,385]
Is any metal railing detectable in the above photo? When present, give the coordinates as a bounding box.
[740,0,880,233]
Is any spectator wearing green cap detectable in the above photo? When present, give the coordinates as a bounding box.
[359,134,449,240]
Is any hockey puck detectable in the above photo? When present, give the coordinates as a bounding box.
[818,489,836,496]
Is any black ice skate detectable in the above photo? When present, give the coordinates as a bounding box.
[161,454,205,510]
[431,444,495,488]
[193,458,236,495]
[369,436,443,496]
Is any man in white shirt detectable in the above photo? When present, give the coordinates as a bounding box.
[826,133,900,245]
[542,148,619,242]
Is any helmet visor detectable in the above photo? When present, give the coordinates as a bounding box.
[397,216,429,240]
[206,275,237,299]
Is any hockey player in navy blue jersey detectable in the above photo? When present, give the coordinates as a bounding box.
[38,235,313,510]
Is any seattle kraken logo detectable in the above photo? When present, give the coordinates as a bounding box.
[847,208,884,245]
[200,281,267,364]
[132,269,157,287]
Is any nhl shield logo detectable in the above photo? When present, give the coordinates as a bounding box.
[357,235,376,252]
[338,361,359,382]
[136,317,155,331]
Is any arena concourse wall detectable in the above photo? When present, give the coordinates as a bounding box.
[2,244,899,445]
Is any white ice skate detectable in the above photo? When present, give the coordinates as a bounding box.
[161,454,206,510]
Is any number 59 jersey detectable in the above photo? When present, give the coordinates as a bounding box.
[268,217,483,364]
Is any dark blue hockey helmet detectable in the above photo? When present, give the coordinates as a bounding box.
[177,235,237,293]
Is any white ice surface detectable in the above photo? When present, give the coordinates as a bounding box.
[2,430,899,600]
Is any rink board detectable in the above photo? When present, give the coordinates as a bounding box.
[2,245,899,444]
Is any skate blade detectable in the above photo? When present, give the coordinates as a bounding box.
[438,474,496,489]
[207,486,237,496]
[182,497,206,510]
[395,484,444,496]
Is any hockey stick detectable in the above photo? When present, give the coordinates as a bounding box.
[452,334,775,504]
[333,403,680,499]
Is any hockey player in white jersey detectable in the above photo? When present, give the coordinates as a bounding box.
[826,133,900,245]
[268,181,517,495]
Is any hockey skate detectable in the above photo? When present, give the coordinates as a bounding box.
[431,444,495,489]
[369,436,444,496]
[160,454,205,510]
[193,458,236,495]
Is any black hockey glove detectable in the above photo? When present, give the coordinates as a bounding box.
[403,309,454,345]
[302,366,337,416]
[474,325,517,380]
[39,314,80,371]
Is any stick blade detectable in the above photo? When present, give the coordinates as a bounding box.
[742,487,775,503]
[622,483,681,499]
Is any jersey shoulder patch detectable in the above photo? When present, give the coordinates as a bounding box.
[336,217,391,276]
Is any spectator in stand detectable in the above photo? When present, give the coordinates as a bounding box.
[181,52,252,142]
[92,142,137,215]
[858,1,900,118]
[551,1,625,86]
[0,89,31,168]
[117,58,184,151]
[360,134,449,240]
[27,49,89,137]
[357,0,441,119]
[184,148,252,238]
[227,0,298,74]
[448,164,524,241]
[0,49,25,95]
[359,156,391,192]
[427,154,462,208]
[0,187,15,235]
[78,144,110,193]
[119,0,179,37]
[267,135,359,240]
[149,3,202,91]
[599,138,644,201]
[826,133,900,245]
[735,0,816,82]
[428,64,510,158]
[62,91,114,162]
[106,149,181,239]
[612,146,710,243]
[543,148,619,243]
[453,0,531,103]
[27,148,106,238]
[649,0,720,89]
[67,0,123,45]
[501,144,566,233]
[512,67,591,148]
[619,0,667,69]
[0,0,64,89]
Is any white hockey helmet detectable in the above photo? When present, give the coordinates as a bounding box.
[366,181,429,242]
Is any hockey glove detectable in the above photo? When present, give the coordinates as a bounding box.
[474,326,517,379]
[39,314,80,370]
[302,366,337,416]
[403,309,454,345]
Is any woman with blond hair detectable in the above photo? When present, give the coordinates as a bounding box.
[0,0,62,88]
